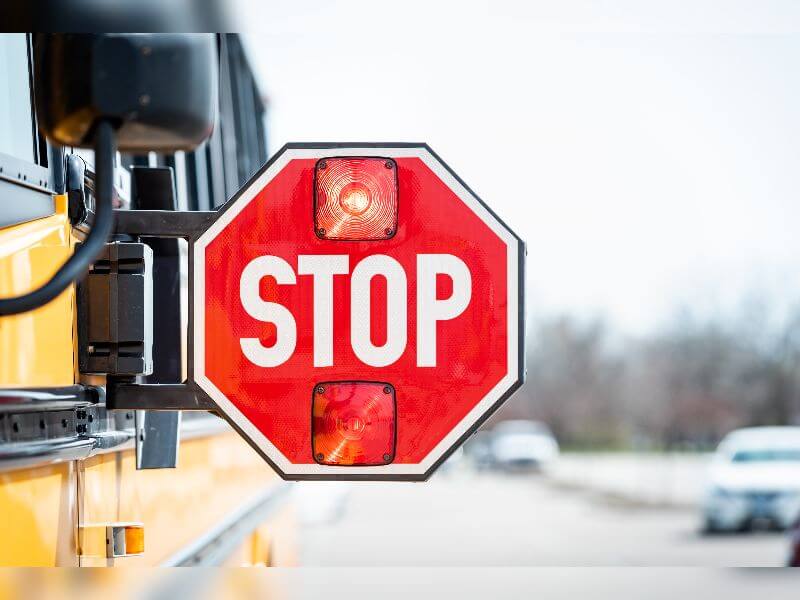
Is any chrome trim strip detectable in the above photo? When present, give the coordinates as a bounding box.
[180,414,231,440]
[86,414,231,460]
[160,482,292,566]
[0,166,54,229]
[0,151,52,194]
[0,437,96,472]
[0,385,99,413]
[0,412,231,473]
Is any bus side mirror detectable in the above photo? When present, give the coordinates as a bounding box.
[33,33,217,151]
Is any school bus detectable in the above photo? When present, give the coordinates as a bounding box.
[0,33,298,566]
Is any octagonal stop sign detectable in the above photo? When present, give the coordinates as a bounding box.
[192,143,524,480]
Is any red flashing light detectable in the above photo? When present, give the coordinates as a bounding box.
[314,157,398,240]
[312,382,396,466]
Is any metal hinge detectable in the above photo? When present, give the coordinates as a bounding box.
[77,241,153,376]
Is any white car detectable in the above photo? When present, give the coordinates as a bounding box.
[703,426,800,532]
[489,420,559,471]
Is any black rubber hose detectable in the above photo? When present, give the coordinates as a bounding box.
[0,120,117,316]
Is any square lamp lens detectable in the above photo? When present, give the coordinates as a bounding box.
[312,381,396,466]
[314,157,398,240]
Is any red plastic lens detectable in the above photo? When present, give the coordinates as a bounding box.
[312,382,396,466]
[314,157,398,240]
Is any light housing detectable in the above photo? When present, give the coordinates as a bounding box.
[312,381,396,466]
[314,157,398,240]
[34,34,217,151]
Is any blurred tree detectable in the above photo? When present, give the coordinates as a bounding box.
[494,300,800,450]
[516,317,626,448]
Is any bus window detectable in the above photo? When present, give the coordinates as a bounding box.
[0,34,35,163]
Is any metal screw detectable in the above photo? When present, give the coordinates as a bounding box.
[317,228,326,237]
[384,160,393,169]
[385,228,394,236]
[318,160,327,170]
[383,454,392,462]
[316,386,325,394]
[383,386,392,394]
[139,94,151,107]
[141,46,152,56]
[316,453,324,461]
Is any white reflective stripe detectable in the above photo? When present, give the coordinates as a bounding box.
[350,254,407,367]
[416,254,472,367]
[298,255,349,367]
[239,256,297,367]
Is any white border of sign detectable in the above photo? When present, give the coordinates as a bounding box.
[193,144,523,480]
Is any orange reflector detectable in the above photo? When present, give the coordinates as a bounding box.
[314,157,398,240]
[123,525,145,555]
[312,382,396,465]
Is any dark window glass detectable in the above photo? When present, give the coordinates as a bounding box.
[732,449,800,463]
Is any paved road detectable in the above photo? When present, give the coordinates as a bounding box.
[297,469,789,566]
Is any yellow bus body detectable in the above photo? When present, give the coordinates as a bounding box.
[0,195,74,388]
[0,197,297,567]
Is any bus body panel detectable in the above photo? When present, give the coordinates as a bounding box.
[0,461,78,566]
[0,194,75,388]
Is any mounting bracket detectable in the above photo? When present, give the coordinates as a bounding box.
[105,208,218,412]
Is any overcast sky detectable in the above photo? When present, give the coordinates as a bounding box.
[238,1,800,334]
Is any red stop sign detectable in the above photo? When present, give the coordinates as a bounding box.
[193,144,523,480]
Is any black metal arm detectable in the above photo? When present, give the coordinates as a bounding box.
[113,209,215,239]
